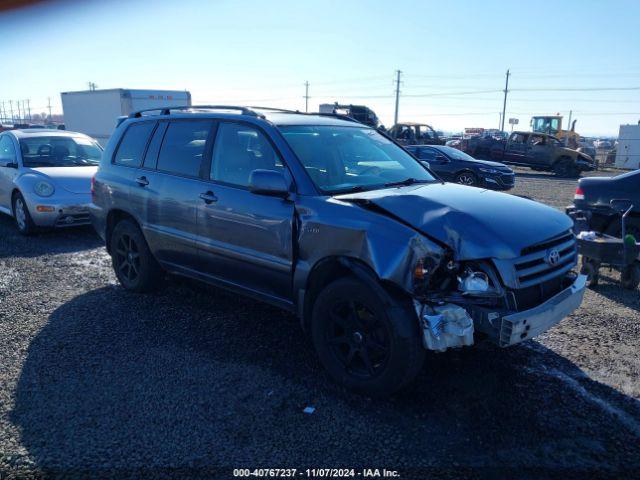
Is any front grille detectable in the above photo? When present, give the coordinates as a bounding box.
[509,275,565,311]
[512,231,577,289]
[55,213,90,227]
[498,173,515,186]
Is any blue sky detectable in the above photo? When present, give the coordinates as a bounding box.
[1,0,639,135]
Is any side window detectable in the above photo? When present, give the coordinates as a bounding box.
[113,122,156,167]
[510,133,526,144]
[143,122,168,169]
[0,136,17,166]
[210,123,283,187]
[156,120,213,177]
[417,148,437,160]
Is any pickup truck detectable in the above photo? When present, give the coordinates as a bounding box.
[462,131,596,177]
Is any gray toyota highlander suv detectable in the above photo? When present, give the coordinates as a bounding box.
[91,106,586,396]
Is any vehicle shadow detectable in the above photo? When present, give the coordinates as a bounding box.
[0,214,101,259]
[10,281,640,474]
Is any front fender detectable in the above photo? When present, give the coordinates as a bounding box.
[292,196,446,302]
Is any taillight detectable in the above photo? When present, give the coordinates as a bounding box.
[574,186,584,200]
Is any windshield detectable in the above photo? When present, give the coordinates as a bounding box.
[435,146,475,161]
[279,125,435,194]
[19,136,102,167]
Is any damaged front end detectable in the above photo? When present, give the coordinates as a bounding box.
[411,243,587,352]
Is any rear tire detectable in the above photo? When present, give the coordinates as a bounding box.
[311,277,425,397]
[12,192,35,236]
[110,219,163,292]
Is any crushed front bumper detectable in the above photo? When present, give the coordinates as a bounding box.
[496,274,587,347]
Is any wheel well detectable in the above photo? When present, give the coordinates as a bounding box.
[455,169,476,177]
[552,155,572,166]
[10,189,22,214]
[301,256,410,332]
[105,209,137,253]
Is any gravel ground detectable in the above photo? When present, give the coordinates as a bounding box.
[1,168,639,479]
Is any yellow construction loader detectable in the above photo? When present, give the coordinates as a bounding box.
[531,115,580,148]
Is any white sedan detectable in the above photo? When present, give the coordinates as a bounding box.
[0,129,102,235]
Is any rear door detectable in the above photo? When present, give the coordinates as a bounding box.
[138,119,214,271]
[196,121,295,302]
[504,133,529,163]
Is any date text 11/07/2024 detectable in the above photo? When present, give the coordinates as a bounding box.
[232,468,400,478]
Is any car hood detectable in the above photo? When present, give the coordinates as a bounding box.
[337,182,572,260]
[29,166,97,194]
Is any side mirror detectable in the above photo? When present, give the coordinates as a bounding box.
[249,169,290,198]
[420,160,431,169]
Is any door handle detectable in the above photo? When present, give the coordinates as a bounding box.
[199,191,218,204]
[135,176,149,186]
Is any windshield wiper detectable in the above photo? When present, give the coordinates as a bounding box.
[384,178,431,188]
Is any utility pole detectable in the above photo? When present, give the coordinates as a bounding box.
[16,101,22,123]
[9,100,14,122]
[304,81,310,113]
[47,97,52,122]
[500,69,510,132]
[393,69,402,125]
[565,109,573,146]
[27,99,32,122]
[0,102,4,123]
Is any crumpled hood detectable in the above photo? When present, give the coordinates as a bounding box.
[29,166,97,194]
[337,182,572,260]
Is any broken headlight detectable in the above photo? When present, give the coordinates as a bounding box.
[457,265,501,296]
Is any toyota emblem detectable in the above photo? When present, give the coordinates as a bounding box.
[546,249,560,266]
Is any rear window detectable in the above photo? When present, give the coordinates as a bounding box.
[114,122,156,167]
[156,120,212,177]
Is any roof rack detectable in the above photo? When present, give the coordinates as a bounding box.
[128,105,264,119]
[247,106,301,114]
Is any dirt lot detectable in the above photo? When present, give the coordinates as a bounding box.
[1,168,639,479]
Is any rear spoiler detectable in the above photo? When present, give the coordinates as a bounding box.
[115,116,127,128]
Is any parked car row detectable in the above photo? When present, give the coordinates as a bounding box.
[0,106,593,395]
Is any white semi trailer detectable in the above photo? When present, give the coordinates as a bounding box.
[615,124,640,170]
[61,88,191,146]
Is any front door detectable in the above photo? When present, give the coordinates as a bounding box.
[527,134,553,166]
[196,121,295,302]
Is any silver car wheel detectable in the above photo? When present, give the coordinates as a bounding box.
[15,198,27,230]
[457,173,476,185]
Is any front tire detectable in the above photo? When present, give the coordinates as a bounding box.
[311,277,425,396]
[110,219,163,292]
[553,158,579,178]
[455,171,478,186]
[12,192,35,236]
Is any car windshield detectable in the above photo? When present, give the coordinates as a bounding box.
[434,146,475,161]
[19,136,102,167]
[279,125,435,194]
